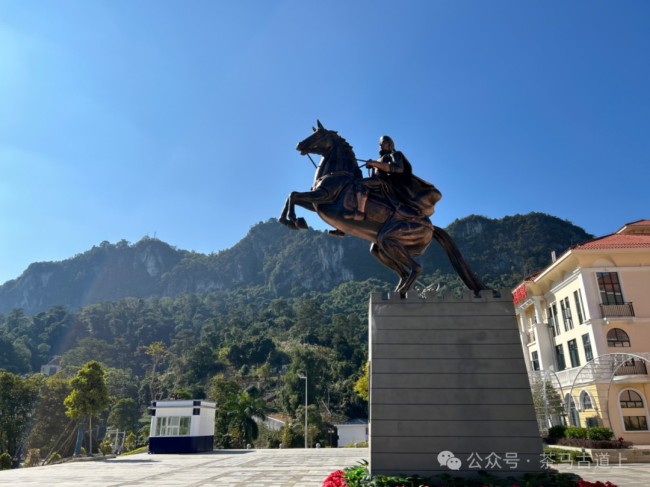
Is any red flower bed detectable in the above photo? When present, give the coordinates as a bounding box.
[323,469,348,487]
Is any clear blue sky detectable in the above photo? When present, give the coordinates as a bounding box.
[1,0,649,285]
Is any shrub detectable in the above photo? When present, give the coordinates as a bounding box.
[557,437,633,449]
[344,441,368,448]
[125,432,137,451]
[24,448,41,467]
[565,426,588,439]
[548,424,566,438]
[99,439,113,456]
[332,462,594,487]
[546,446,592,464]
[47,452,62,464]
[587,427,613,441]
[0,453,12,470]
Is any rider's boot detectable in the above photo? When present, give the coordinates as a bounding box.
[354,192,368,221]
[344,191,367,221]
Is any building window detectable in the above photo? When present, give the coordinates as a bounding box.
[624,416,648,431]
[561,297,574,332]
[574,290,585,324]
[619,389,649,432]
[548,304,560,336]
[580,391,594,410]
[597,272,625,305]
[568,339,580,368]
[531,351,540,371]
[555,344,566,371]
[607,328,631,347]
[155,416,191,436]
[582,334,593,362]
[620,390,644,408]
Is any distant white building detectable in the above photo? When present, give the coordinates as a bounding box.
[40,356,62,376]
[334,418,368,447]
[149,400,216,453]
[262,413,289,432]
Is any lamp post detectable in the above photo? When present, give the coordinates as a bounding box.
[298,372,308,448]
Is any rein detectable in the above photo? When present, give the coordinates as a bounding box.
[306,153,318,168]
[304,153,369,169]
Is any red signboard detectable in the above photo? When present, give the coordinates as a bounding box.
[512,284,527,305]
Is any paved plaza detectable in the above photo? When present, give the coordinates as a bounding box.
[0,448,648,486]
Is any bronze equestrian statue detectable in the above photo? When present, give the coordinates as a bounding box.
[279,121,488,296]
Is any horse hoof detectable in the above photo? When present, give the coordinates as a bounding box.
[296,217,308,229]
[279,218,299,230]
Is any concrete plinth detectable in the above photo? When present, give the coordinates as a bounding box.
[369,290,543,478]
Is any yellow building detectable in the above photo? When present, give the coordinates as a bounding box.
[513,219,650,444]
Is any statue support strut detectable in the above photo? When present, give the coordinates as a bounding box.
[279,120,489,296]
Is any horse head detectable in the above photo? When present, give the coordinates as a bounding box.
[296,121,360,178]
[296,120,333,156]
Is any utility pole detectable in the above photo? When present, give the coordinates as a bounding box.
[298,373,308,448]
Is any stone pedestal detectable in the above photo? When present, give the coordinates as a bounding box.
[369,290,543,478]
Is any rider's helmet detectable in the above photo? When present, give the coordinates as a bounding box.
[379,135,395,151]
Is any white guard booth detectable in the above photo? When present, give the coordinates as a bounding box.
[149,400,216,453]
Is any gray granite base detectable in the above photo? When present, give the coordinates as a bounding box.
[369,290,543,478]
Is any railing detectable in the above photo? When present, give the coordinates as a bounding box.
[614,359,647,376]
[526,330,536,344]
[600,302,635,318]
[555,367,583,388]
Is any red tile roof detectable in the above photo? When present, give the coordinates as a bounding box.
[623,219,650,227]
[576,233,650,250]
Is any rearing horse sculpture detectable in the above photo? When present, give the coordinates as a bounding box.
[279,121,488,296]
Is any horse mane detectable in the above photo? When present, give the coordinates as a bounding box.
[329,131,355,157]
[328,130,362,178]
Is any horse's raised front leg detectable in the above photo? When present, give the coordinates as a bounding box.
[279,188,331,230]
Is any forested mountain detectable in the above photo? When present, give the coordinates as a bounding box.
[0,212,594,458]
[0,213,591,315]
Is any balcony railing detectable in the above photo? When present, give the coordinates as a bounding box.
[526,330,536,344]
[614,359,647,377]
[600,302,635,318]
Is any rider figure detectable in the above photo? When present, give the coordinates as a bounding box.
[345,135,414,221]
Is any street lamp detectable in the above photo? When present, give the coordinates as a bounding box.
[298,372,308,448]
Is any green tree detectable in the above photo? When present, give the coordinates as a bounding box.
[530,376,565,435]
[142,341,168,401]
[64,361,110,455]
[107,398,140,433]
[62,338,117,368]
[223,391,266,448]
[295,404,324,447]
[354,362,369,402]
[0,371,38,460]
[27,375,74,458]
[104,368,139,402]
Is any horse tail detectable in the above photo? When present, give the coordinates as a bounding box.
[432,226,491,296]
